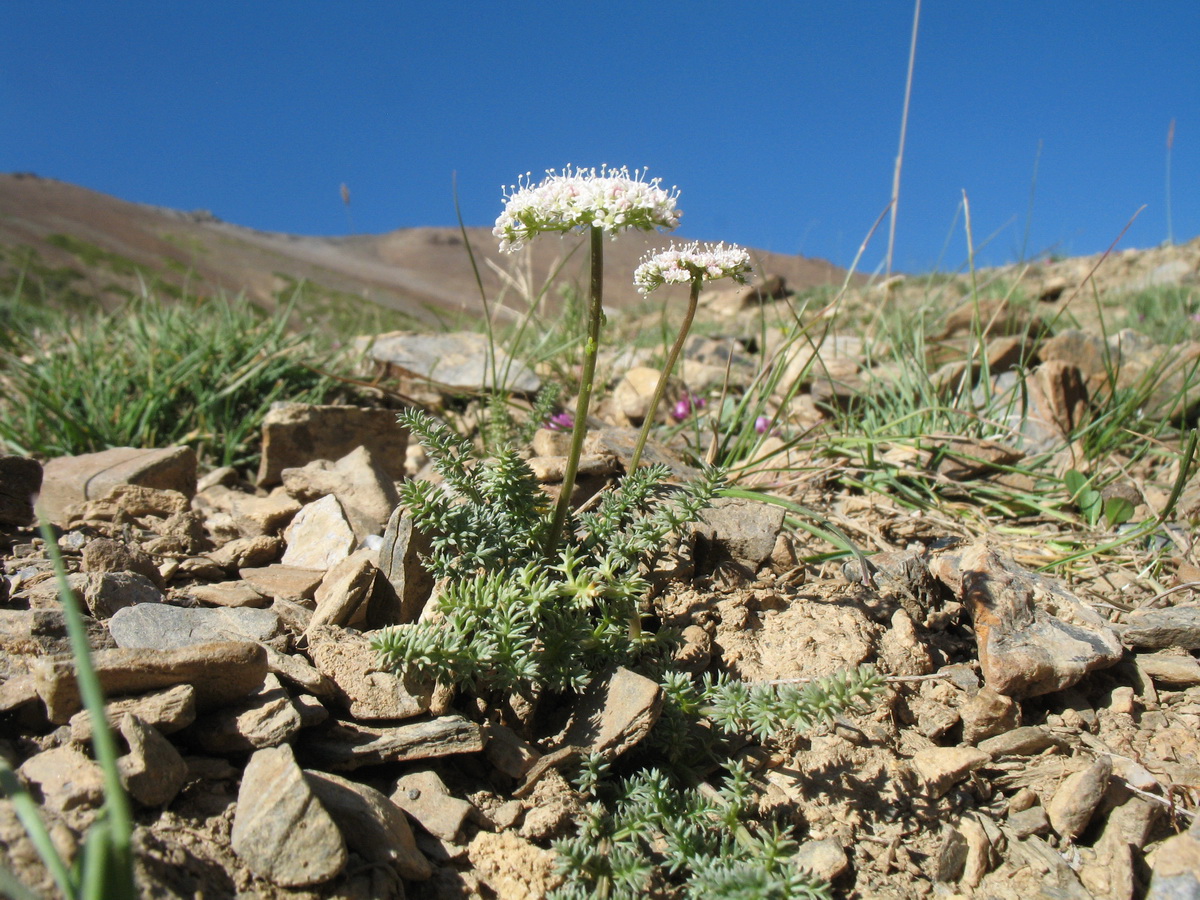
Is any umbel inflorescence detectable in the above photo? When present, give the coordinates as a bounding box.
[494,164,682,252]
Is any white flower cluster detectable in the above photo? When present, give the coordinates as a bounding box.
[494,165,682,252]
[633,241,752,293]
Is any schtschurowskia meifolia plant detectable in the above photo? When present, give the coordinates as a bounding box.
[628,241,752,471]
[494,165,682,552]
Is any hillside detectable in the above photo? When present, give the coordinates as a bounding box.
[0,173,854,329]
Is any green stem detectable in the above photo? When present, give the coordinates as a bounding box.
[628,276,702,471]
[546,225,604,554]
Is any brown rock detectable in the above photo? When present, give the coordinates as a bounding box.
[1048,755,1112,840]
[956,542,1123,697]
[231,744,347,887]
[299,715,485,771]
[306,770,432,880]
[188,673,303,753]
[241,564,323,603]
[69,683,197,743]
[558,667,663,758]
[206,535,282,571]
[912,746,990,798]
[611,366,662,425]
[40,445,197,525]
[467,830,564,900]
[961,687,1021,744]
[1134,650,1200,685]
[281,444,400,540]
[280,494,356,570]
[373,509,435,626]
[256,402,409,487]
[32,641,268,723]
[188,580,269,609]
[308,549,378,632]
[307,625,432,720]
[115,713,188,807]
[17,745,105,812]
[1118,607,1200,650]
[391,768,475,843]
[81,537,163,588]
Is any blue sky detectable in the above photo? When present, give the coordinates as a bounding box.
[3,2,1198,273]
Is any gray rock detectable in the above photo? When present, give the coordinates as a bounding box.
[39,445,197,526]
[306,625,431,720]
[695,496,786,575]
[299,715,485,771]
[391,768,475,843]
[256,402,409,487]
[306,770,432,881]
[280,494,356,570]
[358,330,539,394]
[108,603,288,652]
[188,673,303,753]
[374,509,435,626]
[1117,607,1200,650]
[281,445,400,540]
[1135,650,1200,685]
[0,455,42,526]
[32,641,268,723]
[115,713,188,807]
[230,744,347,887]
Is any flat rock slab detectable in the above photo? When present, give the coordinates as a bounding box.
[308,550,377,631]
[187,581,269,609]
[188,673,303,754]
[231,744,347,887]
[0,455,42,526]
[305,770,432,881]
[33,641,268,724]
[39,446,197,525]
[256,402,408,487]
[299,715,485,771]
[18,745,105,813]
[391,768,475,843]
[282,444,399,539]
[1116,607,1200,650]
[240,565,324,603]
[358,330,540,394]
[912,747,990,798]
[108,603,288,652]
[69,683,197,743]
[306,625,432,720]
[947,542,1123,698]
[696,496,786,574]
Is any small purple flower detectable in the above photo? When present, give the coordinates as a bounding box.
[755,415,773,434]
[670,393,706,422]
[547,411,575,432]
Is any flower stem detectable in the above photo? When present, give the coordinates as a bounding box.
[628,276,702,471]
[546,225,604,554]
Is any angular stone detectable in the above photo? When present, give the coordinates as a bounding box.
[912,747,990,798]
[391,768,475,843]
[269,596,314,635]
[261,644,336,698]
[0,455,42,526]
[611,366,662,425]
[306,770,432,881]
[484,721,541,779]
[961,687,1021,744]
[257,402,409,487]
[1147,823,1200,900]
[116,713,188,807]
[280,494,356,570]
[1135,650,1200,685]
[281,445,400,540]
[189,673,303,753]
[69,484,191,524]
[70,683,197,743]
[231,744,347,887]
[1117,607,1200,650]
[83,572,163,619]
[226,489,301,537]
[1048,755,1112,840]
[795,837,849,882]
[695,496,786,575]
[306,625,431,719]
[188,580,268,609]
[978,725,1066,758]
[241,564,323,603]
[206,535,282,571]
[17,745,105,812]
[299,715,485,771]
[374,509,435,626]
[33,641,267,723]
[108,603,288,652]
[308,549,377,632]
[81,537,163,588]
[40,446,197,525]
[358,330,539,395]
[558,667,662,758]
[955,542,1123,698]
